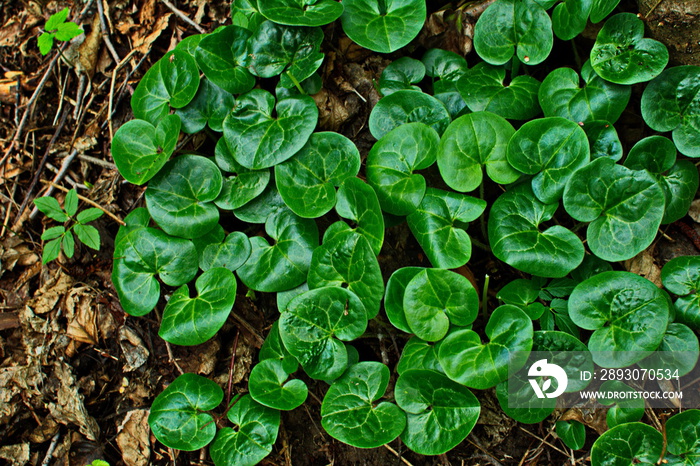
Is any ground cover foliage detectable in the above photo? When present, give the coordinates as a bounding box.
[2,0,700,464]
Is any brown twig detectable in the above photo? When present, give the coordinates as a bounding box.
[165,341,185,375]
[161,0,206,33]
[29,149,79,220]
[225,329,240,409]
[383,443,414,466]
[108,49,137,140]
[96,0,121,63]
[39,180,126,225]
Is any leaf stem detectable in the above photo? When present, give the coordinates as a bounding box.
[481,274,490,319]
[510,54,521,81]
[286,71,306,95]
[479,177,487,239]
[471,237,491,252]
[571,39,582,71]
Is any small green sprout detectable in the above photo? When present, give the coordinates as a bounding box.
[38,8,83,56]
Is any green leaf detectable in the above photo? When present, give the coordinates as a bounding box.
[233,183,287,224]
[76,208,103,224]
[73,224,100,250]
[223,90,318,169]
[563,157,666,262]
[308,230,383,318]
[210,395,280,466]
[551,0,591,40]
[589,0,620,22]
[539,62,631,124]
[237,208,318,292]
[249,359,308,410]
[473,0,552,66]
[333,177,384,255]
[145,155,222,238]
[591,422,663,465]
[200,232,251,272]
[641,66,700,158]
[148,373,223,451]
[533,330,594,392]
[379,57,425,96]
[41,225,65,241]
[42,238,62,263]
[437,111,519,192]
[37,33,54,55]
[175,79,236,133]
[590,13,668,85]
[662,256,700,330]
[407,188,486,269]
[159,268,237,346]
[111,114,180,185]
[260,320,299,373]
[366,122,439,216]
[64,189,78,217]
[489,184,584,278]
[403,269,479,341]
[396,370,480,456]
[438,305,533,389]
[232,0,266,31]
[34,196,68,222]
[422,48,469,82]
[599,380,645,428]
[321,362,406,447]
[54,21,83,41]
[62,231,75,258]
[638,323,699,377]
[258,0,344,26]
[275,132,360,218]
[457,63,542,120]
[195,25,255,95]
[279,287,367,380]
[131,50,200,125]
[666,410,700,464]
[46,8,70,31]
[624,135,699,224]
[175,33,203,58]
[246,21,324,88]
[213,138,270,210]
[369,90,450,140]
[569,271,670,367]
[340,0,426,53]
[385,267,424,333]
[496,373,556,424]
[556,420,586,450]
[583,120,623,161]
[396,336,443,374]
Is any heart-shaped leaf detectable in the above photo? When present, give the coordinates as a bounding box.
[496,372,556,424]
[369,90,450,140]
[279,286,367,380]
[590,422,663,465]
[249,358,308,410]
[200,232,251,272]
[223,90,318,169]
[260,320,299,373]
[340,0,426,53]
[457,63,542,120]
[403,268,479,341]
[598,380,645,427]
[233,183,287,224]
[321,361,406,448]
[532,331,593,393]
[665,410,700,465]
[638,323,699,378]
[551,0,591,40]
[131,49,200,125]
[246,21,324,88]
[332,177,384,255]
[195,25,255,95]
[662,256,700,329]
[258,0,344,26]
[641,66,700,157]
[473,0,552,66]
[385,267,424,333]
[569,271,670,367]
[149,373,223,450]
[308,230,383,318]
[237,208,318,292]
[437,111,519,192]
[422,48,469,82]
[275,132,360,218]
[175,79,236,133]
[408,188,486,269]
[397,336,443,374]
[232,0,265,31]
[210,395,280,466]
[146,154,223,238]
[539,62,631,124]
[438,305,533,389]
[584,120,623,161]
[590,0,620,22]
[624,135,699,224]
[112,115,180,185]
[213,138,270,210]
[489,184,585,278]
[366,122,439,216]
[159,268,237,346]
[556,420,586,450]
[379,57,425,96]
[507,117,590,204]
[563,157,666,262]
[590,12,668,85]
[396,370,480,455]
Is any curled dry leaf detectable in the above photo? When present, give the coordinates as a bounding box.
[117,409,151,466]
[26,269,74,315]
[119,326,150,372]
[624,248,663,288]
[48,360,100,441]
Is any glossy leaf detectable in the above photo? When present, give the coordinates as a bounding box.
[210,395,280,466]
[275,132,360,218]
[457,63,542,120]
[379,57,425,96]
[384,267,424,333]
[249,359,307,410]
[321,362,405,448]
[584,120,622,161]
[599,380,645,427]
[260,320,299,373]
[422,48,469,82]
[340,0,426,53]
[195,25,255,95]
[258,0,343,26]
[145,155,223,238]
[223,90,318,169]
[563,157,665,261]
[437,111,518,192]
[496,372,556,424]
[638,323,699,377]
[533,330,594,392]
[551,0,591,40]
[175,79,236,134]
[232,0,265,31]
[662,256,700,330]
[569,271,670,367]
[396,336,443,374]
[149,373,223,450]
[473,0,552,66]
[213,138,270,210]
[556,420,586,450]
[489,184,584,278]
[332,177,384,255]
[279,287,367,380]
[233,183,287,224]
[590,0,620,22]
[666,410,700,464]
[396,370,480,456]
[438,305,533,389]
[369,90,450,140]
[366,122,439,216]
[539,62,631,123]
[199,232,251,272]
[641,66,700,157]
[237,208,318,292]
[111,115,180,185]
[590,13,668,85]
[403,268,479,341]
[590,422,662,465]
[73,224,100,250]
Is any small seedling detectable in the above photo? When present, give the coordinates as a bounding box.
[38,8,83,56]
[34,189,103,263]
